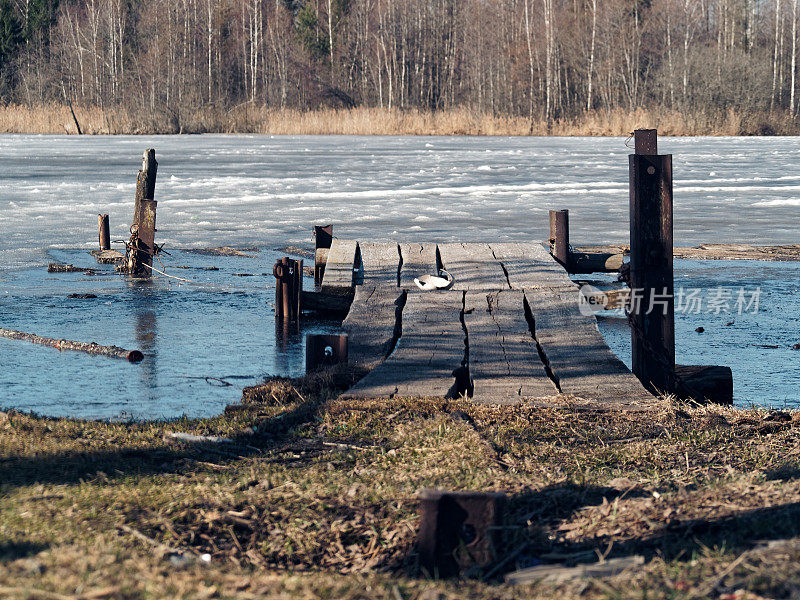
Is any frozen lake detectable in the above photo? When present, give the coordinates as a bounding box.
[3,134,800,270]
[1,134,799,417]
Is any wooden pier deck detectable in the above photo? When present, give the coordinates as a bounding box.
[323,239,658,410]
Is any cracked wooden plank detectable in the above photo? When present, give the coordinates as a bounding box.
[342,291,465,399]
[464,291,558,404]
[524,288,658,409]
[399,243,438,289]
[488,243,576,291]
[357,241,400,286]
[321,239,358,288]
[342,285,405,370]
[437,243,510,291]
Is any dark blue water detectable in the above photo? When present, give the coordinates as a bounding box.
[0,248,340,420]
[595,260,800,408]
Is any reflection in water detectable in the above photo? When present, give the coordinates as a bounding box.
[131,282,158,397]
[274,319,302,375]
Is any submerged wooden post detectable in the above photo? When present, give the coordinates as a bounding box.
[629,129,675,395]
[98,214,110,250]
[549,209,570,270]
[314,224,333,287]
[127,149,158,276]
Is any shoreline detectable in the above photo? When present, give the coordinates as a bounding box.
[3,104,800,137]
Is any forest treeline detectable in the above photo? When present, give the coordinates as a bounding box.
[1,0,799,134]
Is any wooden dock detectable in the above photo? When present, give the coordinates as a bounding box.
[322,239,658,410]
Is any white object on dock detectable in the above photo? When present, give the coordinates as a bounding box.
[413,270,454,291]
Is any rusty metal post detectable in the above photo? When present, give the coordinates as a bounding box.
[417,489,506,578]
[629,129,676,395]
[634,128,658,155]
[314,225,333,287]
[273,258,286,320]
[549,209,570,270]
[274,257,302,321]
[305,334,348,372]
[98,214,110,250]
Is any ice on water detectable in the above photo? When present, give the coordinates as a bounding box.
[3,134,800,272]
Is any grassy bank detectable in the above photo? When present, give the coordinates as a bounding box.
[2,372,800,599]
[0,103,797,136]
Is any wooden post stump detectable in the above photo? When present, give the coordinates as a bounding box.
[629,129,676,395]
[98,214,110,250]
[549,209,570,270]
[126,149,158,276]
[418,489,506,578]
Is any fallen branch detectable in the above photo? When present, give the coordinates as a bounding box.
[0,328,143,362]
[165,432,233,444]
[505,555,645,585]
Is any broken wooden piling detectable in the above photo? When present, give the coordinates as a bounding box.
[98,214,110,251]
[126,149,158,276]
[549,209,570,270]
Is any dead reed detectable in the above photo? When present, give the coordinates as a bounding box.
[1,103,796,136]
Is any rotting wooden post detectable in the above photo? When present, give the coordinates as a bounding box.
[273,257,302,321]
[314,225,333,287]
[127,149,158,276]
[98,214,110,251]
[306,334,348,373]
[629,129,676,395]
[549,209,570,270]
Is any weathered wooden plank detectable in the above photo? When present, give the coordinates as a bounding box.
[436,243,510,291]
[357,241,400,286]
[524,288,657,408]
[488,243,575,291]
[342,285,404,370]
[343,291,465,399]
[399,243,438,288]
[321,239,358,288]
[464,291,557,404]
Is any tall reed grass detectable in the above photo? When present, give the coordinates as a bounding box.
[0,103,795,136]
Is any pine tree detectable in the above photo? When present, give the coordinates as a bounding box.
[24,0,58,44]
[296,4,329,60]
[0,0,22,73]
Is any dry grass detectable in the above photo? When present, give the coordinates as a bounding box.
[1,103,798,136]
[2,377,800,599]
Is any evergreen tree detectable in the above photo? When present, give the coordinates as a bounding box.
[296,4,329,60]
[24,0,58,44]
[0,0,22,74]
